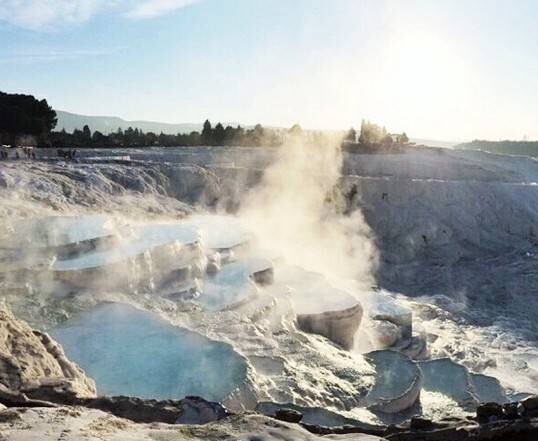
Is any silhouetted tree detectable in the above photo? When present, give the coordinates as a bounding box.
[91,130,107,147]
[233,125,245,145]
[82,125,92,145]
[187,131,201,145]
[213,122,225,145]
[145,132,158,146]
[359,120,386,145]
[0,91,57,146]
[201,119,213,145]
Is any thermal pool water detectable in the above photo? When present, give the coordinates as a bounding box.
[50,303,247,401]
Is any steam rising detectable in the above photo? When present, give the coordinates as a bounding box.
[239,132,377,286]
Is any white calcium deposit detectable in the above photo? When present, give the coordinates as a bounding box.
[1,146,538,425]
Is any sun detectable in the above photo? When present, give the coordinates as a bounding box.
[383,31,470,109]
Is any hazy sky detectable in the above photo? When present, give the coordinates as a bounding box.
[1,0,537,141]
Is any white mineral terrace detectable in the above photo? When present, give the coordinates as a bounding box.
[2,145,538,426]
[0,210,530,424]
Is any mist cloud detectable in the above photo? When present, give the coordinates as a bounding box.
[239,131,378,286]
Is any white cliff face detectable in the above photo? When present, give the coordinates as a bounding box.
[338,149,538,399]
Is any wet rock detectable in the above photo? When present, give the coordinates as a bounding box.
[206,260,221,274]
[521,395,538,416]
[275,408,303,423]
[301,422,387,437]
[206,253,221,274]
[74,395,229,425]
[161,279,201,301]
[256,401,381,429]
[368,319,402,348]
[410,417,434,430]
[21,378,89,403]
[243,258,274,286]
[476,402,504,421]
[176,396,230,424]
[297,303,363,350]
[0,383,58,408]
[251,266,274,285]
[396,335,429,360]
[369,299,412,340]
[502,402,521,419]
[385,417,538,441]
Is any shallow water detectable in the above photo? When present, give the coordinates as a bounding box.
[52,223,199,271]
[3,215,115,249]
[50,303,247,401]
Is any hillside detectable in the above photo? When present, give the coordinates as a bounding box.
[456,139,538,157]
[56,110,204,135]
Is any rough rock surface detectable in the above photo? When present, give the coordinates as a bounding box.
[0,161,205,217]
[0,306,96,401]
[71,395,228,425]
[5,400,532,441]
[0,409,385,441]
[367,319,402,348]
[265,397,538,440]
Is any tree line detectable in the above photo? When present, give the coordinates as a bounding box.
[0,90,410,150]
[48,120,293,148]
[49,120,409,149]
[343,120,408,145]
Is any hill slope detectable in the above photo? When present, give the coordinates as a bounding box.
[456,140,538,157]
[56,111,203,135]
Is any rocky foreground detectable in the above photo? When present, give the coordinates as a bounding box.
[1,305,538,441]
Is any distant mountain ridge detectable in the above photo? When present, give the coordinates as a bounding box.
[56,111,209,135]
